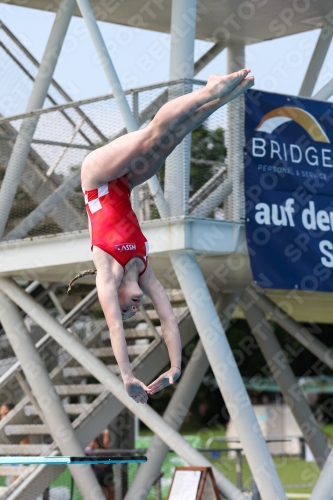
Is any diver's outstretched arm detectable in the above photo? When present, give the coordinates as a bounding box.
[93,248,149,404]
[139,264,182,394]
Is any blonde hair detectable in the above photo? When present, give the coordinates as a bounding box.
[67,269,97,293]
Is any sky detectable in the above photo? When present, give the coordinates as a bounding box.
[1,3,333,104]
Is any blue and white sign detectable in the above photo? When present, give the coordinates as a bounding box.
[244,89,333,292]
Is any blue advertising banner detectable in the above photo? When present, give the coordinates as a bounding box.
[244,89,333,292]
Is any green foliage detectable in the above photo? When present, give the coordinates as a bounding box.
[190,125,226,195]
[190,125,227,196]
[156,124,226,196]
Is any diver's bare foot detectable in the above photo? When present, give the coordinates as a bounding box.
[206,69,251,100]
[218,75,255,105]
[124,376,149,404]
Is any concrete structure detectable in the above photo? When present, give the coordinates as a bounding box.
[1,1,333,498]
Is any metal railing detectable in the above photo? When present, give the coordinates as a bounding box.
[0,74,234,240]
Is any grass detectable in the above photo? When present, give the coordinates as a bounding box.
[5,425,332,499]
[134,427,325,500]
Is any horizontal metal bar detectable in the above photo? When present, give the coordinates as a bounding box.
[0,134,95,150]
[190,158,226,166]
[0,456,147,465]
[0,78,206,125]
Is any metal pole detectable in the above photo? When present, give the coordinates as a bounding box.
[0,291,104,500]
[242,291,329,468]
[194,43,226,75]
[164,0,197,216]
[131,91,140,218]
[0,278,247,500]
[252,477,260,500]
[125,294,238,500]
[236,450,242,490]
[310,447,333,499]
[47,289,66,318]
[226,43,245,222]
[299,23,333,97]
[190,177,233,217]
[0,0,76,241]
[75,0,168,218]
[250,290,333,371]
[312,77,333,101]
[155,475,162,500]
[169,252,287,500]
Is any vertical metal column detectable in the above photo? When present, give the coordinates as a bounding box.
[169,251,287,500]
[164,0,197,216]
[0,0,76,240]
[125,295,238,500]
[236,451,242,489]
[112,409,134,500]
[242,291,329,467]
[0,277,247,500]
[0,292,103,500]
[76,0,169,218]
[225,42,245,222]
[131,91,140,218]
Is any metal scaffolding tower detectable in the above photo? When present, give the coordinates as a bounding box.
[0,1,333,499]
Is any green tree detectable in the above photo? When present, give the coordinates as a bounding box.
[157,124,226,195]
[190,124,226,196]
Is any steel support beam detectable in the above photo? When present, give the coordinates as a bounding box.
[0,0,76,241]
[169,252,286,500]
[190,177,232,217]
[226,43,245,222]
[125,294,238,500]
[0,278,247,500]
[164,0,197,216]
[299,23,333,97]
[310,448,333,499]
[249,289,333,371]
[194,43,226,75]
[242,290,329,468]
[0,291,103,500]
[313,77,333,101]
[76,0,168,218]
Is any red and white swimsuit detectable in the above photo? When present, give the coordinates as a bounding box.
[82,175,149,276]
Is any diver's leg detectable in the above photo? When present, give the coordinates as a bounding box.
[82,70,253,189]
[127,74,254,187]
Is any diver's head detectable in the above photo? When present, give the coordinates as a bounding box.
[118,280,143,320]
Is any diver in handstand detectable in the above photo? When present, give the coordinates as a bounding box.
[69,70,254,404]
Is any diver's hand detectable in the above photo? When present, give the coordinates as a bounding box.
[124,376,149,404]
[147,367,181,395]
